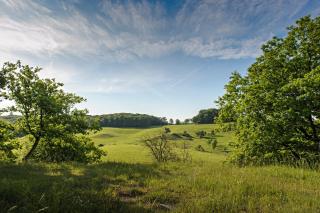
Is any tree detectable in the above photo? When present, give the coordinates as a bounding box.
[1,61,104,162]
[192,108,219,124]
[175,119,181,125]
[169,118,174,125]
[184,118,191,124]
[216,16,320,165]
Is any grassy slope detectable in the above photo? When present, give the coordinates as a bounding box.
[91,124,232,163]
[1,124,320,212]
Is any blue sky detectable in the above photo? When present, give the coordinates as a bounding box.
[0,0,320,120]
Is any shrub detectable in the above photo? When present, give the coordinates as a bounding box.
[180,141,192,163]
[164,127,171,133]
[32,135,106,163]
[196,131,207,138]
[144,133,178,163]
[0,121,19,161]
[195,145,205,152]
[211,138,218,150]
[182,131,193,139]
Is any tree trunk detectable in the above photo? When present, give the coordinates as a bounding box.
[23,137,40,161]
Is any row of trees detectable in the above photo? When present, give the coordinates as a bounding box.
[96,113,167,128]
[216,16,320,166]
[0,61,105,162]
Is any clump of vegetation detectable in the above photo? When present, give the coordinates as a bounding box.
[211,138,218,150]
[180,141,192,163]
[0,121,19,161]
[169,133,183,140]
[144,133,178,162]
[192,108,219,124]
[195,144,205,152]
[216,16,320,166]
[196,130,207,138]
[182,131,193,139]
[164,127,171,133]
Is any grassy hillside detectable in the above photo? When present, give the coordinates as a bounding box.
[90,124,233,163]
[1,124,320,212]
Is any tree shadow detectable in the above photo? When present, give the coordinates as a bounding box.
[0,162,162,212]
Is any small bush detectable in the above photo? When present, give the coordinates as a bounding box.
[195,145,205,152]
[144,133,178,163]
[32,135,106,163]
[170,133,183,140]
[182,131,193,139]
[196,131,207,138]
[211,138,218,150]
[164,127,171,133]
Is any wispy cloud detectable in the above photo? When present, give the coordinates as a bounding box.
[0,0,315,62]
[0,0,318,96]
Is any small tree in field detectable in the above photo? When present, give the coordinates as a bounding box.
[144,133,177,162]
[169,118,174,125]
[1,61,104,162]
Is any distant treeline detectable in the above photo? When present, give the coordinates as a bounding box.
[0,114,21,123]
[192,108,219,124]
[95,113,168,128]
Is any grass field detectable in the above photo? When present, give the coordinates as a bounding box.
[1,124,320,212]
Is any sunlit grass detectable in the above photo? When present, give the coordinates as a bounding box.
[1,124,320,212]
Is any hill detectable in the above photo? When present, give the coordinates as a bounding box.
[1,124,320,212]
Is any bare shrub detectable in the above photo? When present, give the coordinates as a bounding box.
[144,133,178,163]
[180,141,192,163]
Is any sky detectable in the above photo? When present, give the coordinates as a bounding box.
[0,0,320,120]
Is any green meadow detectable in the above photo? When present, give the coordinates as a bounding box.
[1,124,320,212]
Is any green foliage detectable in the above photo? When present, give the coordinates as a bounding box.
[192,108,219,124]
[0,121,19,161]
[196,130,207,138]
[164,127,171,133]
[169,118,174,125]
[195,144,205,152]
[0,61,103,162]
[97,113,167,128]
[175,119,181,125]
[32,136,106,163]
[144,133,178,162]
[0,114,21,123]
[216,16,320,165]
[211,138,218,150]
[184,118,191,124]
[182,130,193,139]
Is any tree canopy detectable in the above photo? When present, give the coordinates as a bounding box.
[192,108,219,124]
[97,113,167,128]
[216,16,320,165]
[0,61,104,162]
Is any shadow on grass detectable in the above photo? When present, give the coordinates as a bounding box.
[0,162,161,213]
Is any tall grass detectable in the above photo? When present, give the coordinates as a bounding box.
[1,161,320,212]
